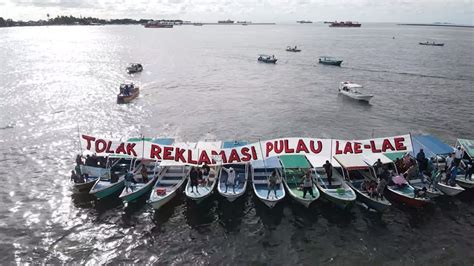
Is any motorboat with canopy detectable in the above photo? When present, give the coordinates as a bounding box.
[411,135,464,196]
[318,56,343,66]
[126,63,143,74]
[333,154,389,212]
[251,157,285,208]
[455,139,474,188]
[257,54,278,64]
[338,82,373,102]
[184,141,222,203]
[279,154,319,207]
[117,83,139,104]
[148,142,194,209]
[286,46,301,52]
[217,141,249,202]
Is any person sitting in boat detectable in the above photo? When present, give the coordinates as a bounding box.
[414,187,427,198]
[301,170,315,198]
[323,160,333,186]
[189,167,199,193]
[140,165,149,183]
[110,172,119,183]
[201,163,211,186]
[267,170,279,199]
[222,167,236,193]
[124,171,135,192]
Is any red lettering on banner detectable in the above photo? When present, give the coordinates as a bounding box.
[149,144,162,160]
[381,139,395,152]
[251,146,258,160]
[274,140,284,154]
[105,141,114,153]
[295,139,309,153]
[95,139,107,153]
[370,141,381,153]
[241,147,251,161]
[82,135,95,150]
[354,142,362,154]
[174,148,185,162]
[211,150,227,164]
[228,149,241,163]
[163,146,174,160]
[266,142,273,157]
[198,151,212,165]
[126,143,137,156]
[335,141,342,154]
[394,137,407,151]
[284,140,294,153]
[116,143,126,155]
[343,142,353,154]
[187,150,197,164]
[310,140,322,154]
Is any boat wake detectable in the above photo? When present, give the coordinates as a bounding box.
[345,67,474,82]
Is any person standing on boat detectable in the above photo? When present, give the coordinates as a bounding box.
[464,157,473,180]
[140,165,149,183]
[416,149,426,178]
[267,170,278,199]
[222,167,236,193]
[445,153,455,172]
[323,160,333,186]
[454,146,463,167]
[189,167,199,193]
[301,170,315,198]
[201,163,210,186]
[374,159,384,178]
[124,171,135,192]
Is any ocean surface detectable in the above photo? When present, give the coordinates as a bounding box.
[0,23,473,264]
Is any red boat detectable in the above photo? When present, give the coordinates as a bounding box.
[385,185,431,208]
[329,21,361,27]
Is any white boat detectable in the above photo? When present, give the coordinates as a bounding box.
[251,157,286,208]
[217,163,249,202]
[338,81,373,102]
[434,172,465,196]
[184,141,222,203]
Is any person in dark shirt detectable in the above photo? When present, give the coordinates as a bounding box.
[189,167,199,193]
[323,160,333,186]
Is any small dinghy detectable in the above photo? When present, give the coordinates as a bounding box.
[338,81,373,102]
[318,56,343,66]
[258,54,278,64]
[419,41,444,46]
[72,165,106,193]
[332,154,388,211]
[279,155,319,207]
[184,141,222,203]
[148,162,189,209]
[251,157,286,208]
[126,63,143,74]
[119,160,160,204]
[286,46,301,52]
[117,83,139,104]
[385,175,431,208]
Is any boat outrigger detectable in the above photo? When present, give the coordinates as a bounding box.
[419,41,444,46]
[333,154,389,212]
[251,157,286,208]
[258,54,277,64]
[126,63,143,74]
[338,81,373,102]
[286,46,301,52]
[319,56,343,66]
[279,155,319,207]
[117,83,139,104]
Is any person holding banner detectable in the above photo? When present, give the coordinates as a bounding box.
[222,167,236,193]
[301,170,315,198]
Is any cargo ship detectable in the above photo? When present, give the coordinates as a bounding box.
[329,21,361,27]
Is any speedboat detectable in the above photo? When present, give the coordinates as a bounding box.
[258,54,277,64]
[338,81,373,102]
[279,155,319,207]
[286,46,301,52]
[126,63,143,74]
[251,157,286,208]
[319,56,343,66]
[117,83,139,104]
[419,41,444,46]
[184,141,222,203]
[332,154,389,212]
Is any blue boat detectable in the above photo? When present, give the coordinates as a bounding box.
[251,157,285,208]
[218,140,249,202]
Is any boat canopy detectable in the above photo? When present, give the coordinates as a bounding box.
[252,157,281,169]
[222,140,248,148]
[383,152,407,162]
[152,138,175,145]
[305,154,340,168]
[196,141,222,150]
[363,153,394,165]
[333,154,370,170]
[411,134,453,158]
[279,154,311,169]
[457,139,474,158]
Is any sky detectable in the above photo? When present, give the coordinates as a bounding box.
[0,0,473,24]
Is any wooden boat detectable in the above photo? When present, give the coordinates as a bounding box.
[89,158,134,200]
[126,63,143,74]
[419,41,444,46]
[319,56,343,66]
[455,138,474,189]
[184,141,222,203]
[408,177,443,198]
[434,173,465,196]
[117,83,139,104]
[279,155,319,207]
[216,141,249,202]
[386,181,431,208]
[72,165,106,193]
[251,157,286,208]
[331,154,389,211]
[148,142,194,209]
[338,81,373,102]
[286,46,301,52]
[258,54,277,64]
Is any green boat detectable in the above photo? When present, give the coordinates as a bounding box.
[279,155,319,207]
[318,56,343,66]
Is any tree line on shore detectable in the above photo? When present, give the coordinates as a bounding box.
[0,15,184,27]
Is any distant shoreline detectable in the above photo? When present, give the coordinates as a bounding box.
[398,23,474,28]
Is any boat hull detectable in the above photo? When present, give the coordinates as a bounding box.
[149,190,178,209]
[434,182,464,196]
[90,179,125,200]
[185,178,216,203]
[120,178,156,203]
[72,178,97,193]
[283,181,318,208]
[346,182,390,212]
[117,88,139,104]
[409,179,443,198]
[456,177,474,189]
[319,60,342,66]
[385,186,430,208]
[339,90,373,102]
[258,58,277,64]
[252,183,285,208]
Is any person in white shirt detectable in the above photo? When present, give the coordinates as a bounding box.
[454,146,463,167]
[445,153,455,172]
[222,167,236,193]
